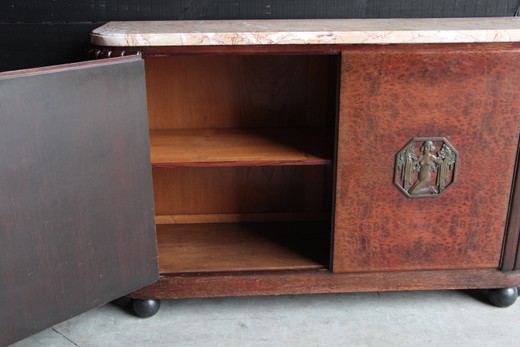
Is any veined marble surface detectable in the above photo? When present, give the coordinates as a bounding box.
[91,18,520,47]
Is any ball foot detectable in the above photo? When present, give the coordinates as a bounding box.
[488,287,518,308]
[132,299,161,318]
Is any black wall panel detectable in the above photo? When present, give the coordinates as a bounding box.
[1,0,519,71]
[0,24,101,72]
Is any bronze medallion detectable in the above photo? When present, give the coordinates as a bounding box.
[394,137,458,198]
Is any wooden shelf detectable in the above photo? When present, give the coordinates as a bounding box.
[155,212,330,224]
[150,128,333,167]
[157,222,329,274]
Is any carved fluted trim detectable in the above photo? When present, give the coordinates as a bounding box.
[87,48,141,60]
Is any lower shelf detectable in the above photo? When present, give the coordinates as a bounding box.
[157,222,330,274]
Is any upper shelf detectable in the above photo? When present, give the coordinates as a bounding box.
[91,18,520,47]
[150,128,333,168]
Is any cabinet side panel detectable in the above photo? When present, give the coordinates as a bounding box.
[0,59,158,345]
[333,45,520,273]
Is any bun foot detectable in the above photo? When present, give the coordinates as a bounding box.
[132,299,161,318]
[488,287,518,307]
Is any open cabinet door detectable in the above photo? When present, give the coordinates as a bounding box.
[0,56,158,346]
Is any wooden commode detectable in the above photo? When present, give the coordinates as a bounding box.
[2,17,520,345]
[89,18,520,314]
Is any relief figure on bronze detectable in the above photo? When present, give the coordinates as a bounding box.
[395,138,458,198]
[409,141,442,195]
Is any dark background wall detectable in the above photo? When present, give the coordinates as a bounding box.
[1,0,519,72]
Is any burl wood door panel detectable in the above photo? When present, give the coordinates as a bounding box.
[333,44,520,273]
[0,57,158,346]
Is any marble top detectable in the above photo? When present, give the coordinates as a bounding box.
[91,18,520,47]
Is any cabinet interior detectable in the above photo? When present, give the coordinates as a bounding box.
[144,53,339,274]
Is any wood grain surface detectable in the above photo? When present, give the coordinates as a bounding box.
[144,55,334,130]
[157,222,330,273]
[130,268,520,299]
[0,57,158,346]
[150,128,333,167]
[152,166,329,216]
[333,44,520,273]
[155,212,330,224]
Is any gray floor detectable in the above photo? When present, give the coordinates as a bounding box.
[11,290,520,347]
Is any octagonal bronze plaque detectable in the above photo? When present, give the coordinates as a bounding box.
[394,137,458,198]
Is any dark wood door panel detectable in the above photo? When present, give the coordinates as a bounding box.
[0,57,158,346]
[333,44,520,273]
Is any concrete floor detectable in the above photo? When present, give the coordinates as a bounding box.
[11,290,520,347]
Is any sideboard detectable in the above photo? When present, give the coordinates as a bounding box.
[88,18,520,317]
[2,17,520,345]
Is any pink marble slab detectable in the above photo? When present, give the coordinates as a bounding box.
[91,18,520,47]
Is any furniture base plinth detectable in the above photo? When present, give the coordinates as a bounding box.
[128,269,520,301]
